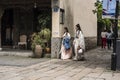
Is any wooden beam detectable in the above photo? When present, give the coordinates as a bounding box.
[0,0,51,9]
[0,0,51,4]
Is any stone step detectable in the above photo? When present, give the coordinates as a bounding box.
[0,49,51,58]
[0,50,33,57]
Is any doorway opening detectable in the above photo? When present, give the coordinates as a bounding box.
[1,8,14,47]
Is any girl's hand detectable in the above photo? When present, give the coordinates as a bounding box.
[73,40,75,45]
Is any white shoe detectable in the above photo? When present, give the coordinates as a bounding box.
[73,57,78,61]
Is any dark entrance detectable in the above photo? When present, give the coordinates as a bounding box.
[1,9,14,47]
[33,8,52,32]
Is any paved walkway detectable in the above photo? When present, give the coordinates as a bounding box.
[0,47,119,80]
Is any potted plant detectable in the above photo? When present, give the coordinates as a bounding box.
[39,28,51,53]
[37,13,51,53]
[31,32,45,58]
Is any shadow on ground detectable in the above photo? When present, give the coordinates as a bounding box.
[53,47,112,71]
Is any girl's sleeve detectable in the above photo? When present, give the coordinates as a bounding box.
[68,33,71,39]
[63,33,66,37]
[79,32,85,50]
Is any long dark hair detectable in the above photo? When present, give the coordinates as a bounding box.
[64,27,69,33]
[76,24,82,32]
[108,30,111,33]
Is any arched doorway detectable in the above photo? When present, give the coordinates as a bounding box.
[1,8,14,47]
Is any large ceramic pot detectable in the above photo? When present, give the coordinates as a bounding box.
[34,45,42,58]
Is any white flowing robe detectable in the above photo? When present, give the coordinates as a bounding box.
[61,33,72,60]
[74,31,85,49]
[73,31,85,58]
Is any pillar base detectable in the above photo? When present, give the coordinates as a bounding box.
[0,48,2,51]
[51,37,61,58]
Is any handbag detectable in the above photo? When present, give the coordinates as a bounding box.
[77,46,83,54]
[78,49,83,54]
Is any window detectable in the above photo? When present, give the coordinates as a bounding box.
[60,9,65,24]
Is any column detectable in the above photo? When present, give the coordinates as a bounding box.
[51,0,61,58]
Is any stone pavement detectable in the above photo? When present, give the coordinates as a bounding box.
[0,47,120,80]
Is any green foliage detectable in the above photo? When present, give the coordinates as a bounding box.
[93,0,102,22]
[38,28,51,42]
[31,28,51,50]
[38,13,51,29]
[32,11,51,49]
[31,33,45,50]
[118,20,120,29]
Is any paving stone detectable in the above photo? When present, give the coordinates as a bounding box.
[49,71,67,77]
[37,77,54,80]
[81,77,96,80]
[53,75,70,80]
[86,67,104,78]
[22,72,49,80]
[71,67,93,80]
[7,76,24,80]
[96,78,105,80]
[99,72,113,80]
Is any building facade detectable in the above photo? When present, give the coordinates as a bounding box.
[0,0,97,58]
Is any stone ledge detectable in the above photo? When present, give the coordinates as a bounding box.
[0,50,33,57]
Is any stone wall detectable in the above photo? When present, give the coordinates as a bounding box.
[85,37,97,50]
[51,37,62,58]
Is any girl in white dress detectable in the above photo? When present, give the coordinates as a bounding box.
[73,24,85,61]
[60,27,72,60]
